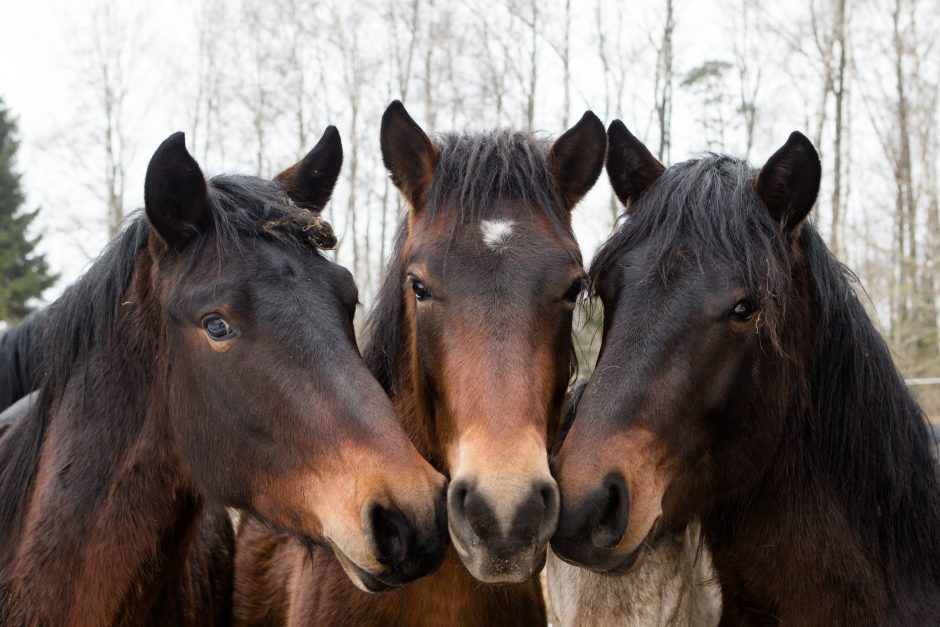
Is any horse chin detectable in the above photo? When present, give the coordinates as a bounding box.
[330,544,400,594]
[451,530,548,583]
[552,518,663,576]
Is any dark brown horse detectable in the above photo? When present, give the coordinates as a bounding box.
[0,128,448,626]
[552,122,940,625]
[234,101,607,625]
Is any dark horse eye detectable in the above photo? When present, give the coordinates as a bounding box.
[731,300,755,321]
[410,278,431,302]
[202,315,234,340]
[563,279,585,303]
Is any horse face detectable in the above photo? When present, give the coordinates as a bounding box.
[551,124,821,574]
[552,242,766,572]
[143,131,448,592]
[380,102,606,582]
[404,210,581,582]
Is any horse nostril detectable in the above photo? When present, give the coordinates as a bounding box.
[465,491,497,541]
[539,479,560,531]
[507,478,559,546]
[369,503,415,570]
[448,478,498,543]
[590,472,630,550]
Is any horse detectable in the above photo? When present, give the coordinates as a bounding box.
[233,100,608,626]
[550,121,940,625]
[0,127,449,626]
[0,309,45,414]
[546,383,721,626]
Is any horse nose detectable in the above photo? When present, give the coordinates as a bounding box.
[448,477,559,556]
[554,472,630,559]
[588,472,630,549]
[366,485,448,583]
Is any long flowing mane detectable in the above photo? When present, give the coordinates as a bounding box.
[591,154,940,590]
[799,226,940,578]
[0,309,47,410]
[0,174,331,535]
[363,129,577,398]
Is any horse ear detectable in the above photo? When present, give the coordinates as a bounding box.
[380,100,439,212]
[605,120,665,209]
[549,111,607,211]
[755,131,821,232]
[144,132,209,249]
[275,125,343,212]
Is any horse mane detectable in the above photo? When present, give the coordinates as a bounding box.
[364,130,578,397]
[591,152,940,586]
[590,155,792,351]
[428,130,571,232]
[800,226,940,577]
[363,218,410,397]
[0,309,48,411]
[0,174,332,534]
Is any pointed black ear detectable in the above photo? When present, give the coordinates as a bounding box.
[549,111,607,210]
[275,125,343,212]
[755,131,821,231]
[144,132,209,249]
[605,120,665,210]
[380,101,439,211]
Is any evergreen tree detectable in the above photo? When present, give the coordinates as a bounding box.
[0,99,56,322]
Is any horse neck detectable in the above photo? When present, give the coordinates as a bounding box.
[3,265,204,626]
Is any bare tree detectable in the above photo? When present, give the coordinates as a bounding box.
[682,61,732,151]
[653,0,676,162]
[423,0,438,129]
[191,0,230,167]
[595,0,631,224]
[727,0,764,159]
[62,2,143,239]
[330,3,373,289]
[829,0,849,258]
[237,0,285,176]
[560,0,572,128]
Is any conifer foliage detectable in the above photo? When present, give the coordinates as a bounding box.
[0,99,55,322]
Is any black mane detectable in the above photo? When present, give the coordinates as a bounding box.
[0,174,330,532]
[0,310,47,412]
[363,219,410,396]
[799,226,940,578]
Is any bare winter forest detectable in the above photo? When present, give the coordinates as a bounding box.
[3,0,940,411]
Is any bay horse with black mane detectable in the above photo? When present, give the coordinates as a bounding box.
[0,127,449,626]
[551,122,940,625]
[234,101,607,625]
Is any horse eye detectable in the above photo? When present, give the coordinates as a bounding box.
[410,278,431,302]
[202,315,235,340]
[731,300,754,321]
[562,279,584,303]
